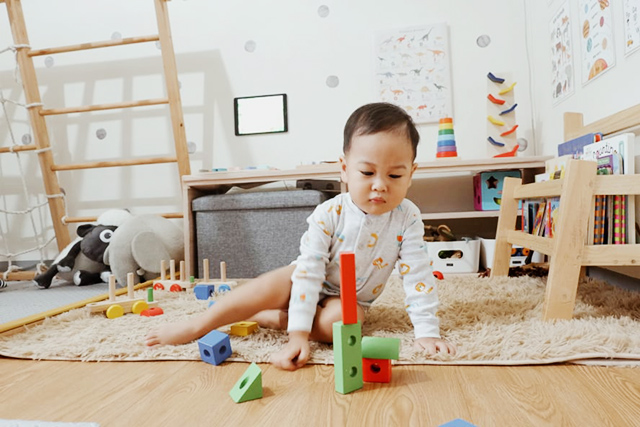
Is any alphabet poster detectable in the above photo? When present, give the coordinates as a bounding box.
[578,0,616,84]
[374,23,453,124]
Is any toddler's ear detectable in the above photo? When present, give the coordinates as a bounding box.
[339,156,348,182]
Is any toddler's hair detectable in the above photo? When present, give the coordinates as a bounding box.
[343,102,419,160]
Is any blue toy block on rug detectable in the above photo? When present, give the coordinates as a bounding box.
[198,330,232,365]
[194,284,216,300]
[439,419,477,427]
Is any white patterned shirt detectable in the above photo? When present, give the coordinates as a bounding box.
[287,192,440,339]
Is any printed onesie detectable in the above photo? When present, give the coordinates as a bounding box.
[287,192,440,339]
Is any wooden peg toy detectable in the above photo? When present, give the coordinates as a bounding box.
[152,259,193,292]
[86,273,158,318]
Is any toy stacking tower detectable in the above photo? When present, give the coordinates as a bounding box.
[436,117,457,158]
[333,252,363,394]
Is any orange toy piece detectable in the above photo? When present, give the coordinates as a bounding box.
[493,145,519,158]
[141,307,164,317]
[487,94,506,105]
[433,270,444,280]
[339,252,358,325]
[500,124,519,137]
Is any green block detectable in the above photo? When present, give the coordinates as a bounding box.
[438,128,454,135]
[333,321,363,394]
[229,362,262,403]
[361,336,401,360]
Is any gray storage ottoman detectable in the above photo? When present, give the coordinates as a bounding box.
[193,190,331,279]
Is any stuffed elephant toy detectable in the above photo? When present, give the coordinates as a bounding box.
[103,214,184,287]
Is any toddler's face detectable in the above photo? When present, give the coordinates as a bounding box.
[340,130,416,216]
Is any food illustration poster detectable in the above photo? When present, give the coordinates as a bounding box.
[578,0,616,84]
[623,0,640,56]
[374,23,453,124]
[550,2,574,103]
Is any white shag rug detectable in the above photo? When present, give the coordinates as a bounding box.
[1,275,639,365]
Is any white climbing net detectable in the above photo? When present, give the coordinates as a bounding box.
[0,43,67,280]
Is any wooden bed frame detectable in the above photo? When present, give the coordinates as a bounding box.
[491,103,640,320]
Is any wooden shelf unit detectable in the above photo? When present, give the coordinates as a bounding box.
[491,103,640,320]
[181,155,551,278]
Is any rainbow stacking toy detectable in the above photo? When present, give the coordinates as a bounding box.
[436,117,457,158]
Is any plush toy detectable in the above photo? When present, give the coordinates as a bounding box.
[103,214,184,287]
[33,209,133,289]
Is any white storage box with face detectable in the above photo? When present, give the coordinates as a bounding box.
[426,239,480,274]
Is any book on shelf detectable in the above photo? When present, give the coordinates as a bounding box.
[557,133,602,158]
[582,133,637,244]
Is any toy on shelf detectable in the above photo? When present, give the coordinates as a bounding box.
[86,273,158,319]
[193,259,237,299]
[436,117,458,159]
[152,259,193,292]
[500,124,519,137]
[498,81,517,95]
[499,104,518,115]
[487,136,505,147]
[487,94,505,105]
[486,72,505,83]
[229,362,263,403]
[486,71,519,156]
[493,144,519,158]
[487,115,505,126]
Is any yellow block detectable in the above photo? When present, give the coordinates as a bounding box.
[230,321,259,336]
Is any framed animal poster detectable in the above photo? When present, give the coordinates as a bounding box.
[578,0,616,85]
[374,23,453,124]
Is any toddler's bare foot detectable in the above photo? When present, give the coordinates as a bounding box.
[249,309,288,330]
[145,320,201,346]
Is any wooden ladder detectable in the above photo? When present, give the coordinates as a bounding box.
[490,159,640,320]
[3,0,190,260]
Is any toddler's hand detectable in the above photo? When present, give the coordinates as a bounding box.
[270,331,311,371]
[414,337,457,355]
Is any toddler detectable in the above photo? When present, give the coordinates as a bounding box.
[146,102,456,370]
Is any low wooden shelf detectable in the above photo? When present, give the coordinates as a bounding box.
[181,155,552,277]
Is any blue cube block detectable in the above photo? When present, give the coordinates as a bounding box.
[439,419,477,427]
[198,330,232,365]
[194,284,216,300]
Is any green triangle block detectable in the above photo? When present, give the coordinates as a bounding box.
[229,362,262,403]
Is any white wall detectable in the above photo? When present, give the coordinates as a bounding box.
[526,0,640,154]
[1,0,540,262]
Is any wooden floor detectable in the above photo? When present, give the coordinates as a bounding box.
[1,359,639,426]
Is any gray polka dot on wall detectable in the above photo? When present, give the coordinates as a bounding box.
[96,128,107,140]
[476,34,491,48]
[326,75,339,88]
[318,5,330,18]
[245,40,256,53]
